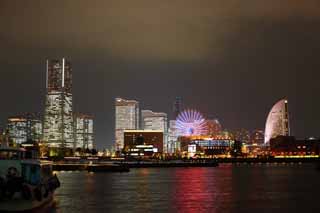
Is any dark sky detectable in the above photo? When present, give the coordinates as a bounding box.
[1,0,320,149]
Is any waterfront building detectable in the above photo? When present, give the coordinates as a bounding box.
[270,136,320,157]
[141,110,168,153]
[123,130,163,156]
[74,113,94,149]
[43,58,75,148]
[264,99,290,144]
[167,120,181,154]
[115,98,139,150]
[7,113,42,144]
[179,136,235,157]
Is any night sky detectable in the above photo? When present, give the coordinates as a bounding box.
[1,0,320,149]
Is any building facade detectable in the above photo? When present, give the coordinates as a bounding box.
[167,120,181,154]
[123,130,164,155]
[115,98,139,150]
[179,136,235,157]
[74,114,94,149]
[43,58,75,148]
[7,113,42,144]
[141,110,168,153]
[270,136,320,157]
[264,99,290,144]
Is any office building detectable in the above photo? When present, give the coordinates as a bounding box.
[167,120,181,154]
[115,98,139,150]
[7,113,42,144]
[141,110,168,153]
[74,113,94,149]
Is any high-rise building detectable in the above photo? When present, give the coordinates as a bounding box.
[173,96,182,119]
[7,113,42,144]
[43,58,75,148]
[141,110,168,152]
[167,120,181,154]
[141,110,167,131]
[115,98,139,150]
[74,113,94,149]
[264,99,290,144]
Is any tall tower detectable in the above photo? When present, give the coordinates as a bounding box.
[173,97,182,119]
[43,58,75,149]
[115,98,139,150]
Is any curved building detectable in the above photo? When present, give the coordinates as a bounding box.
[264,99,290,144]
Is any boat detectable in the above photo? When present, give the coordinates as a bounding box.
[0,147,60,212]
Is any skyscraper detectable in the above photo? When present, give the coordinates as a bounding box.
[74,113,94,149]
[141,110,168,152]
[173,96,182,119]
[43,58,75,148]
[264,99,290,144]
[115,98,139,150]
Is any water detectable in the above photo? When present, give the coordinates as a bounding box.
[47,164,320,213]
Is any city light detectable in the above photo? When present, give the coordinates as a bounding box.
[176,109,208,136]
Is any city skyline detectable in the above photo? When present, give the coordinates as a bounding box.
[1,1,320,149]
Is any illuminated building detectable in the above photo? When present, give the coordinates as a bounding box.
[167,120,182,154]
[250,129,264,145]
[233,129,250,144]
[180,136,235,157]
[123,130,163,156]
[141,110,168,153]
[264,99,290,144]
[176,109,208,136]
[7,113,42,144]
[74,113,94,149]
[270,136,320,157]
[43,58,75,148]
[115,98,139,150]
[206,119,222,137]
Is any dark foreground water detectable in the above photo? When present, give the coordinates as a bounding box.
[45,164,320,213]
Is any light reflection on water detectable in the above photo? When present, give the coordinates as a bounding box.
[42,164,320,213]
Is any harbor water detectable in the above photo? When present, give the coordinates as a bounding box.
[44,164,320,213]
